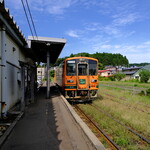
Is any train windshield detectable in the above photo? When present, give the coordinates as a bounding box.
[66,60,76,76]
[78,64,88,75]
[89,60,97,75]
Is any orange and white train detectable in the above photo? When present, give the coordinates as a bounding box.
[55,57,99,101]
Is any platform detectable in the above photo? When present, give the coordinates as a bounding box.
[1,85,105,150]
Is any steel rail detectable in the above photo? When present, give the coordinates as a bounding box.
[74,105,120,150]
[91,104,150,144]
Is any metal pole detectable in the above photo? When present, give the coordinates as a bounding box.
[46,50,50,98]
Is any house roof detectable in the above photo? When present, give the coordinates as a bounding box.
[133,64,150,76]
[123,71,136,75]
[122,67,141,71]
[98,70,111,73]
[141,64,150,71]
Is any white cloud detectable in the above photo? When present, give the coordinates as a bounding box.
[5,0,77,15]
[126,53,150,63]
[66,30,80,38]
[113,13,139,26]
[144,41,150,45]
[103,25,121,37]
[85,22,102,31]
[86,41,150,63]
[100,45,112,49]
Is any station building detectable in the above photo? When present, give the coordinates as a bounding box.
[0,0,66,118]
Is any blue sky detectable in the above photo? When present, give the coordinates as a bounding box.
[5,0,150,63]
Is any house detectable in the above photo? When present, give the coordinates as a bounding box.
[37,67,46,84]
[98,70,113,77]
[105,66,117,74]
[133,65,150,81]
[122,67,141,80]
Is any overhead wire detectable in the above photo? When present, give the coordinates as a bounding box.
[21,0,38,40]
[25,0,38,40]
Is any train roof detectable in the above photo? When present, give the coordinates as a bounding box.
[65,56,98,61]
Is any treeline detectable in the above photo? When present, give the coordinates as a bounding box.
[129,63,150,67]
[55,52,129,68]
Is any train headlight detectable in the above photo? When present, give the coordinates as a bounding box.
[67,79,74,83]
[91,79,97,83]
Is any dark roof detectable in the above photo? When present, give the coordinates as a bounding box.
[141,65,150,71]
[122,67,141,71]
[28,36,66,64]
[123,71,136,75]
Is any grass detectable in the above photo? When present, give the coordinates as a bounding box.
[78,81,150,150]
[79,104,149,150]
[99,85,150,106]
[99,81,150,89]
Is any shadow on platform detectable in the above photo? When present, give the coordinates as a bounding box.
[1,86,62,150]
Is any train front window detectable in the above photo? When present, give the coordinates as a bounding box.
[89,60,97,75]
[78,64,87,75]
[66,60,76,76]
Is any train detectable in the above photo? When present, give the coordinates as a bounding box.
[55,56,99,102]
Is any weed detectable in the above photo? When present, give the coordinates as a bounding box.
[115,137,129,146]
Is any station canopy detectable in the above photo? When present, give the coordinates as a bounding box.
[28,36,66,64]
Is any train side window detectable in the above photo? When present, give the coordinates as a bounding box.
[89,60,97,75]
[66,60,76,76]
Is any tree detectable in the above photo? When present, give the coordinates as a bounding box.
[55,52,129,67]
[139,70,150,83]
[114,73,126,81]
[50,70,55,77]
[98,62,104,70]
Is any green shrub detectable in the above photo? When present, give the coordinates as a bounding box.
[50,70,55,77]
[139,70,150,83]
[109,76,115,81]
[114,73,126,81]
[115,138,128,146]
[146,88,150,96]
[98,76,116,81]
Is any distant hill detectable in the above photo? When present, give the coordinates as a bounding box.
[55,52,129,69]
[129,63,150,67]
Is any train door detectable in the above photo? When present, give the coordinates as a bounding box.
[77,62,89,90]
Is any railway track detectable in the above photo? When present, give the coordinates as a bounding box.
[73,104,120,150]
[90,104,150,145]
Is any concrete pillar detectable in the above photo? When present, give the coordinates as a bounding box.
[30,66,35,103]
[1,25,7,118]
[20,64,25,111]
[46,50,50,98]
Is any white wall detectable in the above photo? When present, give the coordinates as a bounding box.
[5,63,21,110]
[6,35,26,66]
[1,33,27,113]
